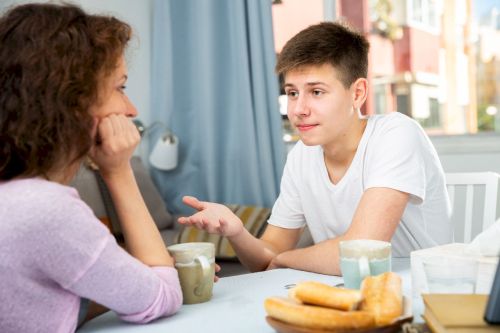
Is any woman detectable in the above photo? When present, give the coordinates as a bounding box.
[0,3,182,332]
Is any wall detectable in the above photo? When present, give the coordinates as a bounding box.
[271,0,324,53]
[0,0,154,160]
[431,134,500,174]
[0,0,154,125]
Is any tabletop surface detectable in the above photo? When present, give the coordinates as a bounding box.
[78,258,412,333]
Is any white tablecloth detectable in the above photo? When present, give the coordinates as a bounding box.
[79,258,414,333]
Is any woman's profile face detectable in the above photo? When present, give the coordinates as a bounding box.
[91,56,138,120]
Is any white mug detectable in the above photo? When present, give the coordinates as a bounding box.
[167,242,215,304]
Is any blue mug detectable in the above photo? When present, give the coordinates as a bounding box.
[339,239,392,289]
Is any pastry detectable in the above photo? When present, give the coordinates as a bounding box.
[360,272,403,326]
[290,280,362,311]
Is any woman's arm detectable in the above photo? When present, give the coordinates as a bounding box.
[90,114,173,267]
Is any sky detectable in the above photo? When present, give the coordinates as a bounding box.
[474,0,499,23]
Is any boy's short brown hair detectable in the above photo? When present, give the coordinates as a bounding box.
[276,21,369,88]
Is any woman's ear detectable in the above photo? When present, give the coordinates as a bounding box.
[351,78,368,109]
[91,117,102,145]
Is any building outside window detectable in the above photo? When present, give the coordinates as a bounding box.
[272,0,500,138]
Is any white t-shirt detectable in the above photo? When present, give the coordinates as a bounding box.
[268,112,452,257]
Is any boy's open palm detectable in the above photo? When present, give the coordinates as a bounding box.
[178,196,244,237]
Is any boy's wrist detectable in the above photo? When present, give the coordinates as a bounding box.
[227,223,249,241]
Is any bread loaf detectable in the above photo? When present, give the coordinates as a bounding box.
[360,272,403,326]
[290,281,362,311]
[264,296,375,330]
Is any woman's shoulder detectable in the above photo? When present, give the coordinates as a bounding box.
[3,178,79,206]
[2,178,96,230]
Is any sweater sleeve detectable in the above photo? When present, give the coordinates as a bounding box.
[67,237,183,323]
[32,189,182,323]
[118,267,182,323]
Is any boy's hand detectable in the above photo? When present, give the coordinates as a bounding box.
[178,196,244,238]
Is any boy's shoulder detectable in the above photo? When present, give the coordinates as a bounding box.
[369,112,422,134]
[370,111,416,124]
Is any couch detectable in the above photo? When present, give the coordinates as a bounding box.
[71,157,313,277]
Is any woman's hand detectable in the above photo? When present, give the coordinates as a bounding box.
[214,263,221,283]
[89,114,140,177]
[178,196,245,238]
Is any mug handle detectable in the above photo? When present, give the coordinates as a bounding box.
[194,255,211,296]
[358,255,370,282]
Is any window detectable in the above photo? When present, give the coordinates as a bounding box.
[272,0,500,136]
[396,94,410,117]
[408,0,439,31]
[374,84,389,114]
[415,97,441,128]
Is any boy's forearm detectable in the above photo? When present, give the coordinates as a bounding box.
[227,229,280,272]
[268,239,343,276]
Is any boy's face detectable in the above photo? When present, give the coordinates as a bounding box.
[284,63,358,148]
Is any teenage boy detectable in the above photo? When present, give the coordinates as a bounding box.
[179,22,452,275]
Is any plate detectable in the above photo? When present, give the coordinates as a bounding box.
[265,296,413,333]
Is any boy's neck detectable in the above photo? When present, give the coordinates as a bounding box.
[322,117,367,184]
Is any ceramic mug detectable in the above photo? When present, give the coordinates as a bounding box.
[339,239,392,289]
[167,242,215,304]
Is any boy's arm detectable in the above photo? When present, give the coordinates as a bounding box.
[179,196,302,272]
[228,225,302,272]
[267,187,409,275]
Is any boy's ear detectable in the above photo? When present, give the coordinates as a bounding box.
[351,78,368,109]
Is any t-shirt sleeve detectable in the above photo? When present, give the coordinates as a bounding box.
[363,117,426,204]
[32,194,182,323]
[267,143,307,229]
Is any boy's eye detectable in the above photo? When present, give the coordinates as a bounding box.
[313,90,323,96]
[286,91,298,98]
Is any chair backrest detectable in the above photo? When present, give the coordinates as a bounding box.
[445,172,500,243]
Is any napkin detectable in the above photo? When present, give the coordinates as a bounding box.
[464,220,500,257]
[411,243,499,296]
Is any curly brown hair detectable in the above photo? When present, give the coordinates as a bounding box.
[0,3,131,180]
[276,21,369,89]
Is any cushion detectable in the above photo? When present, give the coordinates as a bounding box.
[70,156,174,234]
[176,204,271,260]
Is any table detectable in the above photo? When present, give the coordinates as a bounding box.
[79,258,415,333]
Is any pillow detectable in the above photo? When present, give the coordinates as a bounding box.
[70,156,174,235]
[176,204,271,260]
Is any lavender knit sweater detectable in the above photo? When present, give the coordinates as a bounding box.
[0,178,182,332]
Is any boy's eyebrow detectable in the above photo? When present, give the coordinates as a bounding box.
[284,81,327,87]
[306,81,327,86]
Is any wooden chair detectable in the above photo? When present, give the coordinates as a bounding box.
[445,172,500,243]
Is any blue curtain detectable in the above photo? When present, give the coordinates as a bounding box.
[151,0,285,214]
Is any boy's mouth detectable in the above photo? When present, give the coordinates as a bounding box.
[296,124,317,132]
